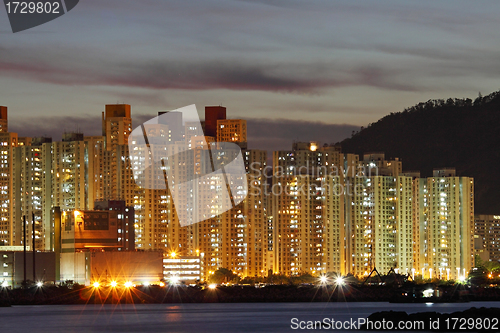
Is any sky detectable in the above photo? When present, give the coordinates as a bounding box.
[2,0,500,151]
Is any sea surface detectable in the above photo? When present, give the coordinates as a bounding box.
[0,302,499,332]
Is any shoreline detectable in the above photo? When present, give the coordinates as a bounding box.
[1,284,499,306]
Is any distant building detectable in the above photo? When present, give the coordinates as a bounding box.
[271,144,474,281]
[0,108,18,247]
[474,214,500,262]
[0,106,7,132]
[0,103,479,283]
[272,142,344,275]
[205,106,226,137]
[158,111,183,142]
[13,137,52,250]
[217,119,247,149]
[102,104,132,201]
[415,169,474,280]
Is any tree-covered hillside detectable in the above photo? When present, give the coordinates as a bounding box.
[341,91,500,214]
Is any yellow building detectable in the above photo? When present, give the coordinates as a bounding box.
[51,133,88,212]
[102,105,132,200]
[0,109,18,246]
[272,143,343,276]
[417,169,474,280]
[13,137,53,250]
[217,119,247,147]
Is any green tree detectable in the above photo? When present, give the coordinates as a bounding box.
[208,268,238,284]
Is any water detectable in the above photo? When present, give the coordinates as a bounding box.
[0,302,499,332]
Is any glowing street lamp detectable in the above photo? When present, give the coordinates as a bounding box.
[335,276,345,286]
[169,276,180,285]
[170,252,176,258]
[93,282,100,288]
[110,281,118,288]
[36,281,43,287]
[208,284,217,290]
[124,281,133,288]
[319,275,328,284]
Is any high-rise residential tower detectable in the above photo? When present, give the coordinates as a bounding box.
[0,108,18,246]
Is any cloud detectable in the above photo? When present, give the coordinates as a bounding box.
[246,118,358,152]
[9,115,104,140]
[0,44,424,94]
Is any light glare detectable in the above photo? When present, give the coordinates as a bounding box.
[170,276,180,285]
[335,276,344,286]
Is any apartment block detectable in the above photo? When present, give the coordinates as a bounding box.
[0,109,17,246]
[475,215,500,262]
[13,137,53,250]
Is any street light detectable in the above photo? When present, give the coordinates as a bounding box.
[93,282,100,288]
[335,276,345,286]
[36,281,43,287]
[110,281,118,288]
[170,276,180,285]
[124,281,133,288]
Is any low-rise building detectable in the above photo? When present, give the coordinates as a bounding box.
[163,255,201,284]
[60,250,163,286]
[0,247,56,288]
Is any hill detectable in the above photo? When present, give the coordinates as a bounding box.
[341,91,500,214]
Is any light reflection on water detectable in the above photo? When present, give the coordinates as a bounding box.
[0,302,499,333]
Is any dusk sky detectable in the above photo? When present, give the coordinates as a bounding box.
[2,0,500,151]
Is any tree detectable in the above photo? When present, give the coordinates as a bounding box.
[208,268,238,284]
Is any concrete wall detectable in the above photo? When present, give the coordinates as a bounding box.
[60,252,89,285]
[13,252,56,287]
